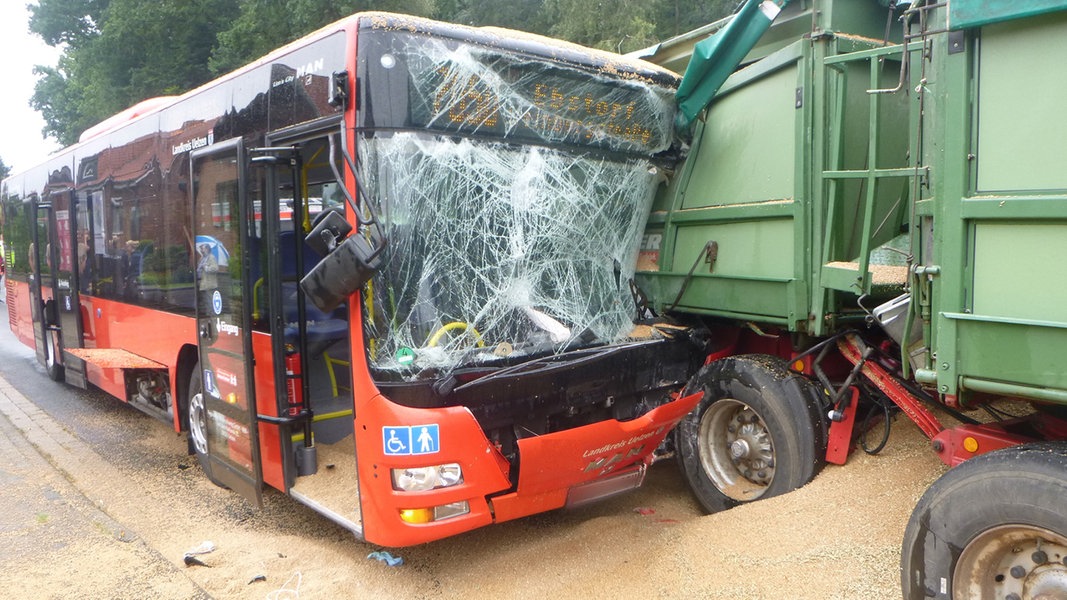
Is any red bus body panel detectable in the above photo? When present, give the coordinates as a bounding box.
[355,389,702,546]
[79,297,195,418]
[251,331,286,491]
[6,279,35,348]
[491,390,702,523]
[355,393,512,547]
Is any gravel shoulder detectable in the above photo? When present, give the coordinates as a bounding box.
[0,379,206,600]
[0,354,946,600]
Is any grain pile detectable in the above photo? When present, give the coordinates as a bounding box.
[11,374,948,599]
[425,414,947,600]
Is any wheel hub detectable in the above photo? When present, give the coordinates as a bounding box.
[189,392,209,456]
[953,525,1067,600]
[698,399,776,501]
[730,439,750,460]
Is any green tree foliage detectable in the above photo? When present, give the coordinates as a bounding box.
[0,157,10,182]
[441,0,549,32]
[209,0,436,76]
[30,59,91,147]
[28,0,109,46]
[544,0,657,53]
[30,0,240,145]
[654,0,738,41]
[95,0,239,99]
[27,0,739,146]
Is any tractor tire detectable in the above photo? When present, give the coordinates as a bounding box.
[675,354,827,513]
[901,442,1067,600]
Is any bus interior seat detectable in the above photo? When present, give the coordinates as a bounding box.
[281,285,347,348]
[278,230,322,279]
[281,282,350,398]
[277,229,351,397]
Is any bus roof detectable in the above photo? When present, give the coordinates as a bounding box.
[7,12,679,182]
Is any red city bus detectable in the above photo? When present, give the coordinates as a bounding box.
[1,13,711,546]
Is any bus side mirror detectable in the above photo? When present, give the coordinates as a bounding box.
[305,209,352,256]
[299,234,381,313]
[328,70,349,109]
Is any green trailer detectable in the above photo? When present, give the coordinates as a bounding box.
[634,1,1067,597]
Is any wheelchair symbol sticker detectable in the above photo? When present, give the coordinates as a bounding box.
[383,427,409,455]
[383,424,440,455]
[211,290,223,315]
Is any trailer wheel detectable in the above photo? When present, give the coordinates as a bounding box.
[44,329,64,382]
[186,364,227,489]
[675,354,826,513]
[901,443,1067,600]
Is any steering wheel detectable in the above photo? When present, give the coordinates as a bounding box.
[427,321,485,348]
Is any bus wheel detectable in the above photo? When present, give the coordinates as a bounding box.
[675,354,826,513]
[45,330,64,382]
[901,443,1067,600]
[186,365,227,489]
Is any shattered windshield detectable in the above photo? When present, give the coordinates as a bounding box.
[356,17,678,380]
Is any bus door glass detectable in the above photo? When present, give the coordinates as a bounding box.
[190,139,264,504]
[53,190,87,388]
[29,200,60,373]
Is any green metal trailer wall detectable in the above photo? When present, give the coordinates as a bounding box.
[926,7,1067,405]
[640,0,1067,406]
[637,1,909,336]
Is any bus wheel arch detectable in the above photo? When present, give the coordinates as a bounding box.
[174,344,199,436]
[901,442,1067,599]
[675,354,827,513]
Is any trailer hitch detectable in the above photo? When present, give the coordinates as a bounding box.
[837,333,943,439]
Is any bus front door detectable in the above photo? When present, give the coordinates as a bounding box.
[29,201,63,380]
[190,139,264,505]
[53,190,87,388]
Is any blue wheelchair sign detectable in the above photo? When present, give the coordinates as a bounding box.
[382,424,440,456]
[383,427,410,455]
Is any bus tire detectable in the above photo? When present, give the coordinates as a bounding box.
[186,364,228,489]
[675,354,826,513]
[901,442,1067,600]
[45,330,64,382]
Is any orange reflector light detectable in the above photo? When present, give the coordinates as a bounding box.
[399,508,433,524]
[792,360,805,372]
[226,392,238,404]
[963,437,979,453]
[399,501,470,524]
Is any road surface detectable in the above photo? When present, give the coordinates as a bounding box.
[0,322,945,598]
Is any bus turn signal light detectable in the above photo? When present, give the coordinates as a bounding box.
[399,508,433,524]
[399,501,470,524]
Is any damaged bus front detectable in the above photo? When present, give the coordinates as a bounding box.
[337,17,706,545]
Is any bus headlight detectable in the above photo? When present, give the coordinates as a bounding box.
[391,463,463,492]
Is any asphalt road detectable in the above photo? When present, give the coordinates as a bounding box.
[0,315,942,599]
[0,320,709,598]
[0,324,209,598]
